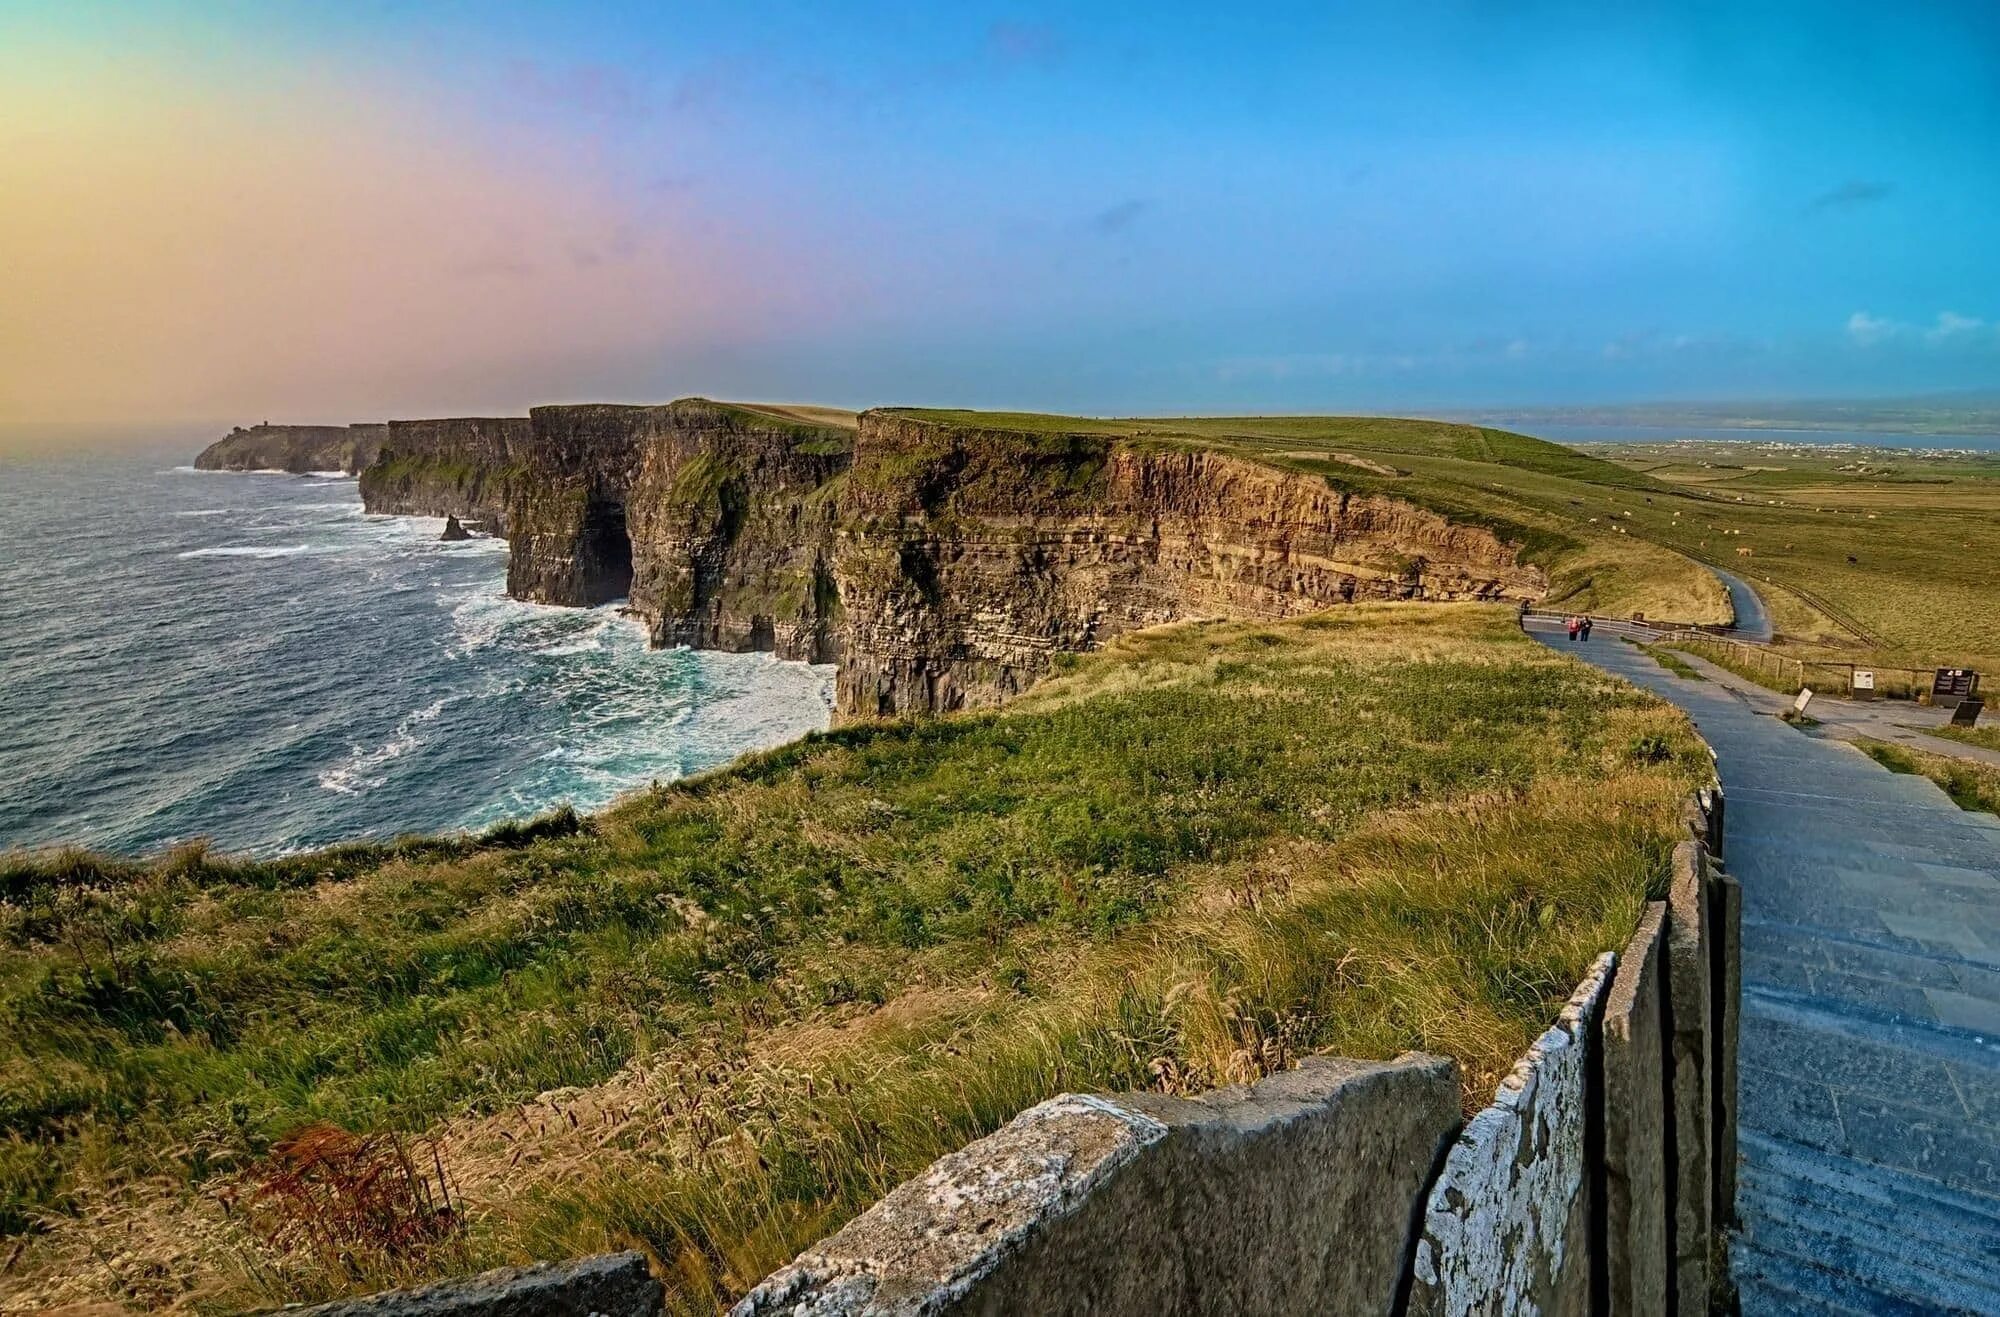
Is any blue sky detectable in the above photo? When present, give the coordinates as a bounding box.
[4,1,1997,421]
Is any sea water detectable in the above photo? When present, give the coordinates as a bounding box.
[0,442,833,856]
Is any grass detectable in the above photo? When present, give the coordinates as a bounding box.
[1586,439,2000,656]
[1930,724,2000,755]
[1621,638,1706,681]
[1855,738,2000,815]
[0,604,1704,1313]
[1665,636,1803,695]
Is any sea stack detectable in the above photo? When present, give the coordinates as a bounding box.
[440,514,471,541]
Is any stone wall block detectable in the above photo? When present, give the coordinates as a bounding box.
[1666,840,1713,1314]
[1602,902,1670,1314]
[736,1053,1460,1317]
[289,1251,662,1316]
[1406,954,1616,1316]
[1709,866,1742,1229]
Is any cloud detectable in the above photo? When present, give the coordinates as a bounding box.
[987,21,1063,66]
[1846,311,1898,345]
[1090,198,1151,235]
[1926,310,1985,342]
[1847,310,1994,347]
[1809,180,1892,210]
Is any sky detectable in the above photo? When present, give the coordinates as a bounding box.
[2,1,1997,429]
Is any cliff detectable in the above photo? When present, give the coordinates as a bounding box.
[501,401,853,660]
[357,417,529,534]
[466,402,1543,718]
[208,402,1548,718]
[833,413,1544,717]
[194,423,390,474]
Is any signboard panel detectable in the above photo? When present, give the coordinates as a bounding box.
[1933,669,1981,709]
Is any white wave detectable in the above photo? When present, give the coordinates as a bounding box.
[316,697,452,795]
[175,508,235,517]
[179,544,318,559]
[443,589,636,657]
[457,648,834,830]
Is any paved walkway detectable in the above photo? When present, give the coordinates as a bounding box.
[1709,564,1774,642]
[1531,622,2000,1314]
[1656,647,2000,773]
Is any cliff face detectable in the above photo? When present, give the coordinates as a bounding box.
[623,403,850,661]
[501,401,852,659]
[502,405,652,608]
[358,418,529,534]
[832,414,1544,718]
[194,423,390,474]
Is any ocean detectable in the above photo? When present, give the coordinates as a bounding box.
[0,441,833,858]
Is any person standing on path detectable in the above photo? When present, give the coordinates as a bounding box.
[1580,617,1593,642]
[1567,615,1580,641]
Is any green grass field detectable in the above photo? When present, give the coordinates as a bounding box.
[0,604,1704,1313]
[1583,440,2000,662]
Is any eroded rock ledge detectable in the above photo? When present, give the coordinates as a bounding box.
[208,401,1548,718]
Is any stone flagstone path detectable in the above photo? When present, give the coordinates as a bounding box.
[1530,622,2000,1314]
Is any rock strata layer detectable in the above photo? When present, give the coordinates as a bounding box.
[207,401,1549,718]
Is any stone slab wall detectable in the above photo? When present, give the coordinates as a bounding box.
[1667,840,1716,1312]
[1603,901,1670,1314]
[736,1054,1461,1317]
[288,1251,661,1316]
[1406,955,1615,1316]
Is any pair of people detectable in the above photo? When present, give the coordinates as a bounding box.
[1565,615,1593,642]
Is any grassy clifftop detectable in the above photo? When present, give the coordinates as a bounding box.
[883,410,1729,624]
[1,603,1705,1312]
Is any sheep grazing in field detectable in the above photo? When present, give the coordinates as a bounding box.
[1737,546,1755,557]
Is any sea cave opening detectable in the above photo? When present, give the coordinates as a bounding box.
[584,499,635,604]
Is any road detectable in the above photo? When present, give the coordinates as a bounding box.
[1531,622,2000,1313]
[1708,564,1774,642]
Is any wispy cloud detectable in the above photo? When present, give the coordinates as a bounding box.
[1810,180,1891,211]
[1926,310,1985,342]
[1846,310,1898,345]
[1847,309,1995,347]
[1090,198,1151,235]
